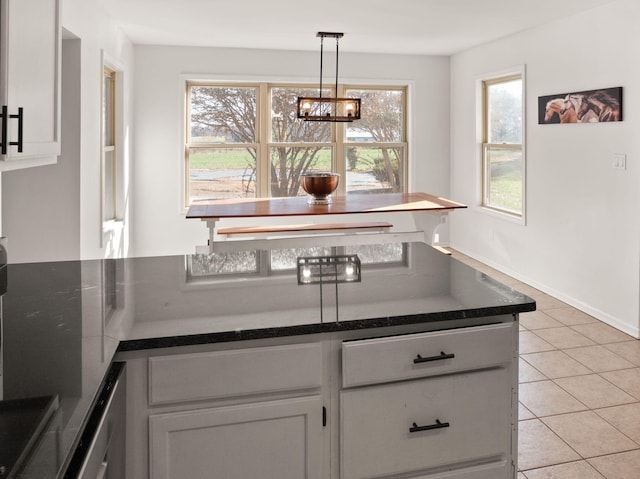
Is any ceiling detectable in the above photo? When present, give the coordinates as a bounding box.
[99,0,618,55]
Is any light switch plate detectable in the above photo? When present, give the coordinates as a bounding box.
[613,153,626,170]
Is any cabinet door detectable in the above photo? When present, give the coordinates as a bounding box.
[0,0,60,169]
[150,396,323,479]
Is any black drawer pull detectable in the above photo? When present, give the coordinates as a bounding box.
[413,351,455,363]
[410,419,450,433]
[12,107,23,153]
[1,105,7,154]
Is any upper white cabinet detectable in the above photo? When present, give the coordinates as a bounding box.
[0,0,61,171]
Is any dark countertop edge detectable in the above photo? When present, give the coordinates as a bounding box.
[116,302,535,352]
[59,362,126,478]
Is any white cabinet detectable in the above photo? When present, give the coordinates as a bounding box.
[146,344,325,478]
[122,342,326,479]
[148,343,323,405]
[340,322,517,479]
[0,0,61,170]
[341,322,514,387]
[118,319,518,479]
[149,396,323,479]
[341,369,511,479]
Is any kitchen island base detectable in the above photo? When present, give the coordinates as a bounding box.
[116,316,519,479]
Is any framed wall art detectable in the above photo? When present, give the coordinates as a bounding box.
[538,86,622,124]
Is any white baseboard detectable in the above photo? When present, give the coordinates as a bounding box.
[450,244,640,339]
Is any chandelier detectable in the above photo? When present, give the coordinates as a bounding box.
[296,32,361,122]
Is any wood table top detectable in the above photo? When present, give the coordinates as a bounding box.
[186,192,467,219]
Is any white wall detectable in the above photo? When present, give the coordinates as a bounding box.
[1,0,135,263]
[2,35,82,262]
[63,0,135,261]
[130,45,450,257]
[450,0,640,336]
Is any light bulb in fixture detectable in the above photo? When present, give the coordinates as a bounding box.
[302,266,311,279]
[345,263,354,277]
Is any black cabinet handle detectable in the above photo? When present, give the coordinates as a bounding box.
[1,105,24,154]
[413,351,455,364]
[410,419,450,433]
[10,107,23,153]
[1,105,7,155]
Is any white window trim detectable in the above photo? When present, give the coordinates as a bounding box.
[475,65,527,225]
[100,50,126,245]
[100,50,124,215]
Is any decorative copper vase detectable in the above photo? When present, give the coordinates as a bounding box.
[301,172,340,205]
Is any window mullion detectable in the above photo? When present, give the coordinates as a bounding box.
[258,84,270,197]
[334,84,346,194]
[184,85,192,208]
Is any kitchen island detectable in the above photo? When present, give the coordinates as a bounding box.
[0,239,534,478]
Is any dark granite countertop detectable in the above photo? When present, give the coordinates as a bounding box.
[0,240,535,477]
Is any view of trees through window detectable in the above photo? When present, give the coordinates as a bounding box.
[186,83,407,204]
[189,86,258,199]
[346,89,404,194]
[270,86,332,197]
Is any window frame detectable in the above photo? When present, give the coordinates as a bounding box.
[102,65,117,222]
[184,81,408,206]
[185,82,261,204]
[343,85,408,194]
[100,50,126,251]
[480,71,525,220]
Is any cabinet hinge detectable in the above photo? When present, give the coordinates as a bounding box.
[322,406,327,427]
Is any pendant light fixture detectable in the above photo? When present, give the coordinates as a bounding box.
[296,32,361,122]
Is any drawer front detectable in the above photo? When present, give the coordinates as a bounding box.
[149,343,322,405]
[342,322,514,387]
[340,368,511,479]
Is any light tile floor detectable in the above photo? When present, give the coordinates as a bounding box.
[449,250,640,479]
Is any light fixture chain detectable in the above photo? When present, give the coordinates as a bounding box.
[335,36,339,98]
[319,35,324,99]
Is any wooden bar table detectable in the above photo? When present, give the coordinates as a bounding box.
[186,192,467,253]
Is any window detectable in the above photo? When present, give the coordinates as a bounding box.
[186,83,407,205]
[269,85,333,198]
[187,85,258,201]
[481,74,524,217]
[345,88,406,194]
[102,66,117,221]
[186,244,406,282]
